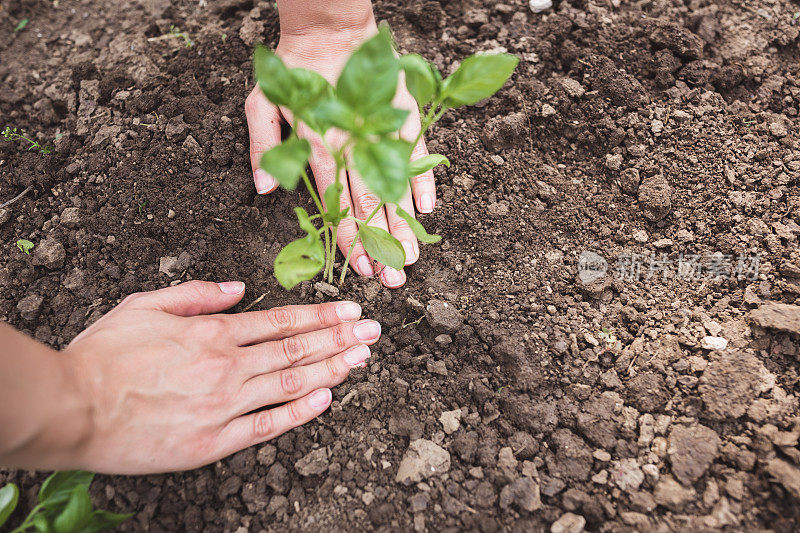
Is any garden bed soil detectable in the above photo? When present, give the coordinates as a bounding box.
[2,0,800,531]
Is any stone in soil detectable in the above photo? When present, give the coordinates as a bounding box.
[294,447,328,477]
[499,477,541,512]
[395,439,451,485]
[60,207,81,228]
[548,429,594,481]
[699,350,767,420]
[610,458,645,493]
[17,294,44,321]
[654,475,696,510]
[32,236,66,269]
[668,424,720,485]
[425,299,463,333]
[749,302,800,335]
[764,459,800,499]
[0,208,11,226]
[439,409,462,435]
[550,512,586,533]
[625,371,670,413]
[637,174,673,221]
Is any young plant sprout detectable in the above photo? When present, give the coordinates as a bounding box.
[2,127,52,154]
[253,26,518,289]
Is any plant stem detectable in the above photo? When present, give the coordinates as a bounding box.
[300,169,324,215]
[328,224,338,282]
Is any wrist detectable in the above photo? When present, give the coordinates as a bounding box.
[276,0,376,42]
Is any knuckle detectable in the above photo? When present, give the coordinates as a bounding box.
[353,192,381,214]
[280,368,303,395]
[252,410,274,439]
[244,90,260,115]
[196,316,228,341]
[120,292,145,307]
[411,171,434,186]
[285,400,304,426]
[331,326,347,350]
[314,304,330,327]
[266,306,296,330]
[325,357,344,382]
[281,335,308,365]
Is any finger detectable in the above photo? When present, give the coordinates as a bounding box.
[385,191,419,267]
[236,343,371,414]
[222,301,362,346]
[239,319,381,376]
[397,90,436,213]
[124,280,246,317]
[245,87,281,194]
[346,155,407,288]
[216,388,332,456]
[336,217,374,277]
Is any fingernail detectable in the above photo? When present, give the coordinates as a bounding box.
[381,267,405,288]
[218,281,245,294]
[355,256,374,276]
[353,320,381,341]
[254,169,276,194]
[419,193,434,213]
[343,344,371,366]
[308,388,332,409]
[336,302,362,321]
[402,241,416,264]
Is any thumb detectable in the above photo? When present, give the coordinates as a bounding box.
[245,86,282,194]
[127,280,246,317]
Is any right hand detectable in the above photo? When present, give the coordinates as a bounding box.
[60,281,380,474]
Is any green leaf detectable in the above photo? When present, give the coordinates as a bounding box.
[15,18,30,32]
[337,26,399,116]
[307,99,357,133]
[16,239,34,254]
[260,138,310,190]
[394,206,441,244]
[288,68,333,111]
[441,53,519,107]
[274,236,325,290]
[361,107,409,135]
[351,138,412,204]
[358,225,405,270]
[33,513,52,533]
[294,207,316,235]
[53,486,92,533]
[39,471,94,507]
[0,483,19,527]
[400,54,439,105]
[322,182,346,224]
[253,45,294,108]
[408,154,450,178]
[82,510,134,533]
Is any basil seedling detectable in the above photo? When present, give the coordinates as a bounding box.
[253,26,518,289]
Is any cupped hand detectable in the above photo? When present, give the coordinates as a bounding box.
[245,23,436,289]
[63,280,380,474]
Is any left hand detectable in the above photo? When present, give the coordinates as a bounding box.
[245,21,436,289]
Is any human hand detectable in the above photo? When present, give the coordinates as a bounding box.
[61,281,380,474]
[245,13,436,289]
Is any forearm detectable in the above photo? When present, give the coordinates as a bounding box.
[0,323,91,470]
[276,0,375,37]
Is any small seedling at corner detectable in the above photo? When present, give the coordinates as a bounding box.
[253,25,518,289]
[16,239,34,255]
[170,25,193,48]
[14,19,29,32]
[2,127,52,154]
[0,470,132,533]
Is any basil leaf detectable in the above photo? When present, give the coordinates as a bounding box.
[33,513,52,533]
[0,483,19,527]
[39,471,94,507]
[400,54,439,105]
[358,225,405,270]
[352,138,412,204]
[288,68,332,111]
[408,154,450,178]
[82,510,135,533]
[253,46,294,108]
[337,27,399,116]
[260,138,310,190]
[307,99,357,133]
[294,207,316,236]
[53,486,92,533]
[361,107,409,135]
[441,53,519,107]
[394,206,441,244]
[274,236,325,290]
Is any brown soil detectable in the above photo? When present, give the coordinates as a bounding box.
[2,0,800,531]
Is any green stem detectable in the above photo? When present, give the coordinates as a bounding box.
[300,168,324,215]
[11,503,45,532]
[329,224,339,283]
